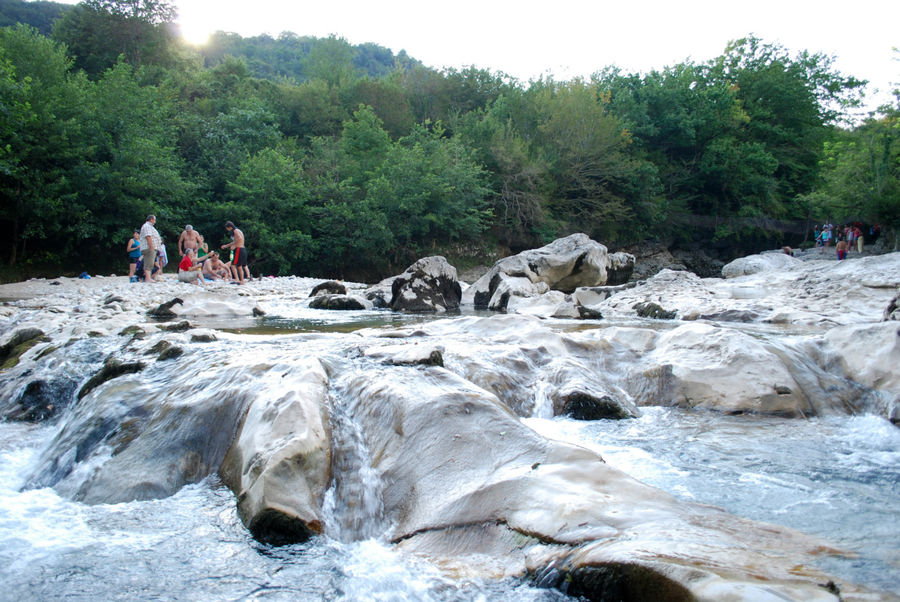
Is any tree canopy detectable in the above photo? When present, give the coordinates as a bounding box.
[0,4,895,281]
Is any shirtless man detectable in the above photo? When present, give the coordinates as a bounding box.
[221,221,247,284]
[178,225,202,257]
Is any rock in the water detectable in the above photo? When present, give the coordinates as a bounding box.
[0,328,47,369]
[721,252,802,278]
[884,289,900,321]
[220,358,330,544]
[390,256,462,313]
[363,343,444,367]
[364,276,396,309]
[160,320,191,332]
[465,234,609,308]
[309,294,371,310]
[633,301,677,319]
[147,298,183,318]
[552,383,639,420]
[78,357,146,400]
[157,346,184,361]
[309,280,348,297]
[5,377,78,422]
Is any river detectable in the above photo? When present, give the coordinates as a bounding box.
[0,291,898,600]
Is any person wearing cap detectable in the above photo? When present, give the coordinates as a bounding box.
[178,224,202,257]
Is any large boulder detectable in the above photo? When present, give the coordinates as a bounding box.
[464,234,610,308]
[24,359,249,503]
[389,256,462,313]
[821,322,900,422]
[340,363,854,600]
[220,357,331,544]
[721,252,803,278]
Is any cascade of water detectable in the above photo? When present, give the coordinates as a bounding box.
[321,369,389,542]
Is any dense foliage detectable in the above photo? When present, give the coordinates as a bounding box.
[1,0,896,281]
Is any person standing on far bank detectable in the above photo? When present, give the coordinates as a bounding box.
[126,230,141,279]
[221,221,247,285]
[139,214,162,283]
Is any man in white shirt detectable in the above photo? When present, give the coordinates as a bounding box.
[139,214,162,283]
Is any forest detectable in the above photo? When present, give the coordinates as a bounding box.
[1,0,898,282]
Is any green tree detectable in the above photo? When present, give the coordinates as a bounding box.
[367,122,491,261]
[74,60,192,258]
[532,79,661,242]
[225,147,314,274]
[304,34,358,88]
[0,25,89,266]
[52,0,177,77]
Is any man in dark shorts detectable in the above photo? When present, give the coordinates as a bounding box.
[221,221,247,284]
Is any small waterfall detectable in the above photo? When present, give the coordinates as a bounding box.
[321,373,388,542]
[531,379,556,419]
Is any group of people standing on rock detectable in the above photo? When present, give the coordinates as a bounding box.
[127,215,250,285]
[813,221,873,260]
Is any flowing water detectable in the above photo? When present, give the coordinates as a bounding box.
[0,300,898,599]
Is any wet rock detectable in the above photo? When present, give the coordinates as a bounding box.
[364,276,397,309]
[157,346,184,361]
[144,340,171,356]
[483,273,550,311]
[577,305,604,319]
[633,301,677,319]
[363,344,445,367]
[5,377,79,422]
[0,328,48,369]
[884,290,899,321]
[554,391,637,420]
[160,320,191,332]
[26,375,250,505]
[78,358,146,400]
[390,256,462,313]
[220,358,330,545]
[309,280,348,297]
[252,307,266,317]
[118,325,145,338]
[147,297,183,318]
[309,294,371,310]
[190,333,217,343]
[696,309,760,322]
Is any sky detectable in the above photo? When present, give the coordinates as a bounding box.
[64,0,900,115]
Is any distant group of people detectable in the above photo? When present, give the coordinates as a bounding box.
[127,215,250,284]
[813,221,872,260]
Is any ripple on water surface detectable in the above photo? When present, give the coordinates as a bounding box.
[525,409,900,595]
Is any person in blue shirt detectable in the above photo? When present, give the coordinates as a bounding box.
[126,230,141,280]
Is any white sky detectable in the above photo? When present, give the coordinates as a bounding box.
[62,0,900,115]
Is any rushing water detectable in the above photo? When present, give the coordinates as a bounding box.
[526,410,900,595]
[0,299,898,599]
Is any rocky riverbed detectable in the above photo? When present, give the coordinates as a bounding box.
[1,238,898,600]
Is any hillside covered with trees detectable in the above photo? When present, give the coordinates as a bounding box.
[1,0,897,281]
